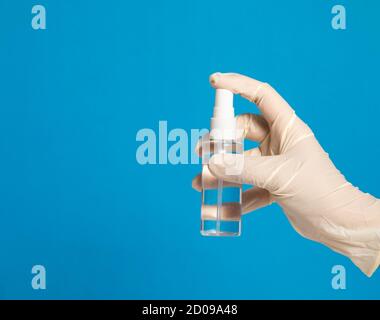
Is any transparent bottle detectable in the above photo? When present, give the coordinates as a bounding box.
[200,89,243,237]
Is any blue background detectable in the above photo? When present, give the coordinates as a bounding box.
[0,0,379,299]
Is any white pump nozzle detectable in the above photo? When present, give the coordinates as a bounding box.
[210,89,236,140]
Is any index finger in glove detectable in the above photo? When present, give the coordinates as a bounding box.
[210,72,294,124]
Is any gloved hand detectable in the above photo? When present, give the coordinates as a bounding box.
[192,72,380,277]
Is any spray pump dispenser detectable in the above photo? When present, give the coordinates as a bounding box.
[210,89,236,140]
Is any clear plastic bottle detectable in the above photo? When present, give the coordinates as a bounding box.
[200,89,243,237]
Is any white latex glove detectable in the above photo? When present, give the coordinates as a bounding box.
[192,72,380,277]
